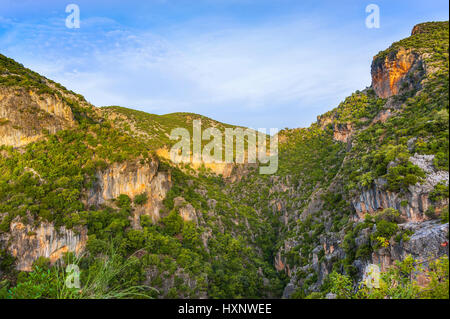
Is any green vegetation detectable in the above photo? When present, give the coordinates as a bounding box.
[319,88,385,128]
[342,22,449,193]
[0,22,448,300]
[0,121,151,230]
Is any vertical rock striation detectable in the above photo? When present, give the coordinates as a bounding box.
[87,158,171,226]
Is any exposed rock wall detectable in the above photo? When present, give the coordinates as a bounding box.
[3,220,87,271]
[0,87,75,147]
[371,48,423,98]
[156,147,255,182]
[87,158,171,226]
[371,221,449,272]
[352,154,449,221]
[332,123,353,143]
[317,115,355,143]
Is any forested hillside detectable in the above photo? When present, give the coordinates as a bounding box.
[0,21,448,299]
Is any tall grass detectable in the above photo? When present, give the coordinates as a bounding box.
[55,245,158,299]
[5,245,157,299]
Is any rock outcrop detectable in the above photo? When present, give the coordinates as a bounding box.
[317,114,355,143]
[332,123,353,143]
[144,266,208,299]
[3,220,87,271]
[371,221,449,272]
[0,87,76,147]
[371,48,423,98]
[352,154,449,222]
[156,147,255,182]
[174,197,198,223]
[87,158,171,226]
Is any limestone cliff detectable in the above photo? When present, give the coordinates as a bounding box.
[156,147,256,182]
[87,158,171,226]
[174,197,198,223]
[2,220,87,271]
[370,221,449,272]
[352,154,449,222]
[0,87,76,147]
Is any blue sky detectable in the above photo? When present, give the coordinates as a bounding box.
[0,0,448,129]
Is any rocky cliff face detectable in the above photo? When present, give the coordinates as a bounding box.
[0,87,75,147]
[2,220,87,271]
[317,112,355,144]
[87,158,171,226]
[281,218,449,299]
[276,21,449,297]
[371,48,423,98]
[371,221,449,272]
[331,123,353,143]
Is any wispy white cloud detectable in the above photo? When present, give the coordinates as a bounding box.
[0,7,419,128]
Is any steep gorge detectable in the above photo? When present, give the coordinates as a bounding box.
[0,21,448,299]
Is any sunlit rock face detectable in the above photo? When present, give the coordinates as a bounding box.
[371,48,421,98]
[0,87,75,147]
[4,220,87,271]
[371,221,449,272]
[156,147,256,182]
[87,158,171,225]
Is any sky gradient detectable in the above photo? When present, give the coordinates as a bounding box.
[0,0,448,129]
